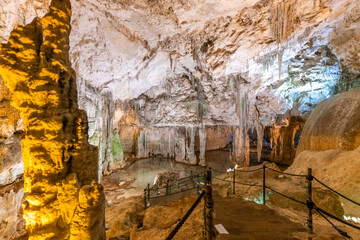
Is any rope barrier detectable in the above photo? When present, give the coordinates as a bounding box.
[150,186,199,199]
[146,165,360,240]
[314,205,360,231]
[213,176,229,182]
[313,177,360,207]
[265,185,307,206]
[212,166,263,174]
[236,167,263,173]
[314,206,353,239]
[213,176,262,188]
[166,189,206,240]
[264,166,307,177]
[211,168,229,174]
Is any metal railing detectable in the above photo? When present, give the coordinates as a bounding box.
[165,169,215,240]
[144,170,207,208]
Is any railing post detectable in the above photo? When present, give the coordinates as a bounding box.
[307,168,313,233]
[263,165,266,205]
[233,168,236,195]
[206,170,214,240]
[147,183,150,201]
[144,188,147,209]
[166,180,170,195]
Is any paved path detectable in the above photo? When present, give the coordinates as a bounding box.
[213,195,308,240]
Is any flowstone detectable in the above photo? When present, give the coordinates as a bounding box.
[0,0,105,239]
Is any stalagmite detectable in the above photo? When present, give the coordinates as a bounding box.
[0,0,105,239]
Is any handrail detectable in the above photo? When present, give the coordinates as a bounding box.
[313,177,360,207]
[150,186,199,199]
[212,165,360,239]
[144,172,206,205]
[265,185,307,206]
[213,176,262,188]
[265,166,307,177]
[166,189,206,240]
[314,205,360,231]
[144,165,360,239]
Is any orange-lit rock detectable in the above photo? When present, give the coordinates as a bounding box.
[0,0,105,239]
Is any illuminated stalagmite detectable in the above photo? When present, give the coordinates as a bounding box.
[0,0,105,239]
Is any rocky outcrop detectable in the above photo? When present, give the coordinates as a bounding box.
[0,74,23,185]
[287,89,360,218]
[297,88,360,153]
[0,0,105,239]
[263,116,305,165]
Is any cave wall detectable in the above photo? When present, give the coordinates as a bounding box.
[69,0,360,169]
[0,0,360,172]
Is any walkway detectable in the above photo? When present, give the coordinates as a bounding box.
[213,194,308,240]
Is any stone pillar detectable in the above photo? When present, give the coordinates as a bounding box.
[185,126,197,165]
[199,127,207,166]
[233,88,250,166]
[0,0,105,239]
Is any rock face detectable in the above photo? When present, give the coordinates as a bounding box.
[263,116,305,165]
[0,0,105,239]
[287,89,360,218]
[68,0,360,168]
[0,0,359,171]
[297,89,360,153]
[0,73,23,185]
[0,180,25,239]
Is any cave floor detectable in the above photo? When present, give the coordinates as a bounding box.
[213,194,307,240]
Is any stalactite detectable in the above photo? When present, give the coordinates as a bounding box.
[0,0,105,239]
[234,86,250,167]
[185,126,196,165]
[278,49,283,80]
[255,108,264,163]
[199,127,207,166]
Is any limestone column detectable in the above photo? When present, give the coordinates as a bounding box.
[199,127,207,166]
[0,0,105,239]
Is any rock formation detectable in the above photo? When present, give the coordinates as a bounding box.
[297,89,360,153]
[0,0,105,239]
[287,88,360,218]
[68,0,360,168]
[0,0,359,172]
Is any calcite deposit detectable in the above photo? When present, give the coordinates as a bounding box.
[69,0,360,168]
[0,0,105,239]
[0,0,359,172]
[288,88,360,218]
